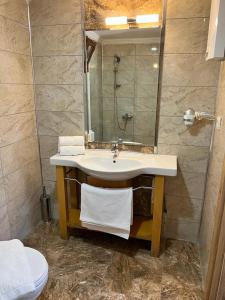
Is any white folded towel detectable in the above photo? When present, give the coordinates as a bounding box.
[0,239,35,300]
[59,145,85,156]
[58,136,84,146]
[80,183,133,239]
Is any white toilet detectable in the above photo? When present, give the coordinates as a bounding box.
[22,247,48,300]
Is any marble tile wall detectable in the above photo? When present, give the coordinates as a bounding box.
[158,0,220,242]
[0,0,42,240]
[199,61,225,286]
[29,0,84,217]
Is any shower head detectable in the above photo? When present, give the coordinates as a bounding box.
[114,55,121,64]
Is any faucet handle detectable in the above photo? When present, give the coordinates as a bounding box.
[117,138,123,144]
[111,142,117,152]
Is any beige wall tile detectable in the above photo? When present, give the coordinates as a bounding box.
[35,84,84,112]
[37,111,84,136]
[165,195,203,223]
[162,54,219,87]
[30,0,81,26]
[103,84,135,98]
[136,69,159,85]
[158,116,213,147]
[135,43,160,56]
[103,55,135,71]
[158,144,209,174]
[0,84,34,116]
[0,177,6,207]
[160,86,216,117]
[4,159,42,203]
[0,0,28,25]
[166,0,211,19]
[102,97,114,111]
[41,158,56,181]
[0,136,39,176]
[136,55,159,71]
[103,44,135,57]
[0,204,11,240]
[165,170,206,200]
[116,98,134,113]
[135,97,157,112]
[199,197,214,284]
[39,136,58,159]
[164,18,209,54]
[32,24,82,56]
[0,0,42,240]
[0,112,36,147]
[0,16,30,55]
[134,135,155,145]
[103,110,114,127]
[134,111,156,136]
[0,51,32,84]
[164,219,200,243]
[33,56,83,84]
[7,189,41,239]
[136,84,158,98]
[103,70,135,85]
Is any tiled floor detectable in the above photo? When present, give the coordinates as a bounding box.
[24,223,203,299]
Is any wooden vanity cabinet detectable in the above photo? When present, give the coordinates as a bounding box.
[56,166,164,257]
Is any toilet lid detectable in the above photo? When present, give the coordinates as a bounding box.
[24,247,48,287]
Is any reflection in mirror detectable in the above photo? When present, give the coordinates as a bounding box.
[84,0,163,146]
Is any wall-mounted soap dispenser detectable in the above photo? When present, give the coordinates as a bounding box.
[206,0,225,60]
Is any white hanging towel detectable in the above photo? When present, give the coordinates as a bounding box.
[59,145,85,156]
[80,183,133,239]
[0,239,35,300]
[58,136,84,146]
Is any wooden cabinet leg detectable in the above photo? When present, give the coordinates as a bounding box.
[56,166,69,239]
[151,176,164,257]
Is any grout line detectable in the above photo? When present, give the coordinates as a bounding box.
[33,54,83,57]
[0,48,31,57]
[0,134,38,150]
[0,83,33,85]
[0,110,36,118]
[0,13,28,28]
[31,22,82,27]
[166,16,210,20]
[36,109,84,113]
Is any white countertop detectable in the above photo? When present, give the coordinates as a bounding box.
[50,149,177,180]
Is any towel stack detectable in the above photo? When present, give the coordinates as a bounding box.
[80,183,133,239]
[58,136,85,156]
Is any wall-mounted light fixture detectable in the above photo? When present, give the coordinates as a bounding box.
[105,16,128,26]
[105,14,159,26]
[136,14,159,24]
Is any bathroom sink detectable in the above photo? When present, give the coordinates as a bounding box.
[50,149,177,180]
[78,156,142,180]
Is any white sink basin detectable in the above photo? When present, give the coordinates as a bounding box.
[79,157,142,180]
[50,149,177,180]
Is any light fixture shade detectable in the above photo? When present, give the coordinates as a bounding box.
[136,14,159,24]
[105,16,127,26]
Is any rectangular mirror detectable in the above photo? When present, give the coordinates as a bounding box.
[84,0,163,146]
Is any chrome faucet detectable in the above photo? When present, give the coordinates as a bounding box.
[111,139,123,162]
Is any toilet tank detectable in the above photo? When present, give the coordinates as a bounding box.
[206,0,225,60]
